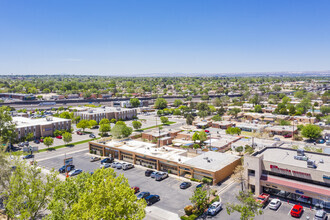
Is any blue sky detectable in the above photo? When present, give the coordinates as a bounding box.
[0,0,329,75]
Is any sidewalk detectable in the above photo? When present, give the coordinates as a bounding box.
[145,206,180,220]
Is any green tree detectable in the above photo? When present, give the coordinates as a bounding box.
[111,121,132,138]
[53,129,62,137]
[154,98,168,109]
[160,116,169,124]
[212,114,222,121]
[301,124,322,140]
[0,150,11,197]
[99,124,111,137]
[226,191,263,220]
[173,109,181,115]
[122,126,133,137]
[59,112,71,119]
[229,108,241,118]
[250,95,261,106]
[213,97,222,107]
[199,131,207,144]
[320,106,330,115]
[25,132,34,141]
[63,132,72,145]
[77,120,89,132]
[189,187,209,215]
[192,132,200,143]
[89,120,98,128]
[0,106,17,145]
[173,99,183,107]
[217,106,226,116]
[4,161,60,220]
[235,146,244,155]
[46,168,146,220]
[130,98,140,108]
[254,105,262,113]
[198,110,208,119]
[186,114,194,125]
[99,118,110,125]
[197,102,210,112]
[43,137,54,148]
[132,121,142,130]
[279,120,291,126]
[226,127,241,135]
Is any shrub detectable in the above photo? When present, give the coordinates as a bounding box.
[184,205,193,216]
[190,178,201,182]
[202,177,213,185]
[210,189,218,196]
[168,170,171,174]
[210,195,220,204]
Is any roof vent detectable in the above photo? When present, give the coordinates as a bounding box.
[207,160,211,163]
[319,159,324,163]
[307,160,317,169]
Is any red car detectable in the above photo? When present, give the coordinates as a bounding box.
[40,138,44,142]
[284,134,293,138]
[131,186,140,194]
[290,204,303,217]
[205,130,210,133]
[56,135,62,139]
[77,131,83,135]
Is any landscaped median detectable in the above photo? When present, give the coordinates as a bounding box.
[38,137,101,153]
[138,121,176,131]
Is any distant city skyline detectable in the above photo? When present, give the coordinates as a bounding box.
[1,0,330,75]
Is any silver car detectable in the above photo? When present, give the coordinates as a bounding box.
[116,163,123,169]
[112,162,120,168]
[100,163,111,169]
[207,202,222,216]
[314,210,327,220]
[123,163,134,170]
[268,199,281,210]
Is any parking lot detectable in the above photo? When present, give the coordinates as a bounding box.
[35,146,196,214]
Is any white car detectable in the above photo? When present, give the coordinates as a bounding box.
[100,163,111,169]
[111,162,120,168]
[268,199,281,210]
[123,163,134,170]
[116,163,123,169]
[207,202,222,216]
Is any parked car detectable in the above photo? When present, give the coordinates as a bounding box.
[273,137,280,141]
[150,171,160,178]
[205,130,210,133]
[101,157,113,164]
[314,210,327,220]
[111,162,120,168]
[89,134,96,138]
[180,182,192,189]
[123,163,134,170]
[22,154,34,160]
[207,202,222,216]
[77,131,83,135]
[116,163,123,169]
[255,193,270,207]
[290,204,303,218]
[268,199,281,210]
[40,138,43,142]
[326,140,330,146]
[100,163,112,169]
[196,183,204,189]
[155,172,168,181]
[92,125,99,129]
[34,139,40,144]
[145,169,153,177]
[56,135,62,139]
[131,186,140,194]
[90,156,100,162]
[59,164,75,173]
[316,139,325,144]
[145,195,160,206]
[137,192,150,200]
[68,169,82,177]
[284,134,292,138]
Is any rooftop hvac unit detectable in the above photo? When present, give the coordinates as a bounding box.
[88,110,93,113]
[294,155,308,161]
[307,160,317,169]
[319,159,324,163]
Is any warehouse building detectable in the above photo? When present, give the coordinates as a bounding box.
[89,139,241,185]
[244,147,330,209]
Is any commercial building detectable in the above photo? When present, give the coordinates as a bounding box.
[89,139,241,185]
[73,107,137,123]
[264,125,298,136]
[0,93,36,100]
[212,121,235,129]
[13,116,71,140]
[245,147,330,209]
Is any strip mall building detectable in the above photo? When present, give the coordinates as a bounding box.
[245,147,330,209]
[89,139,241,185]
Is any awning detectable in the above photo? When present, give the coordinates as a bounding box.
[260,175,330,197]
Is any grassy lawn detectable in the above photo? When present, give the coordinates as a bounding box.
[38,137,101,153]
[139,121,176,131]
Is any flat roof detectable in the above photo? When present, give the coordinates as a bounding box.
[13,116,70,128]
[76,107,135,114]
[265,126,296,132]
[257,148,330,173]
[182,151,240,172]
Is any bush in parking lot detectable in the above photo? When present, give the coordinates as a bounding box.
[184,205,193,215]
[202,177,213,185]
[210,195,220,204]
[190,178,201,182]
[180,214,197,220]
